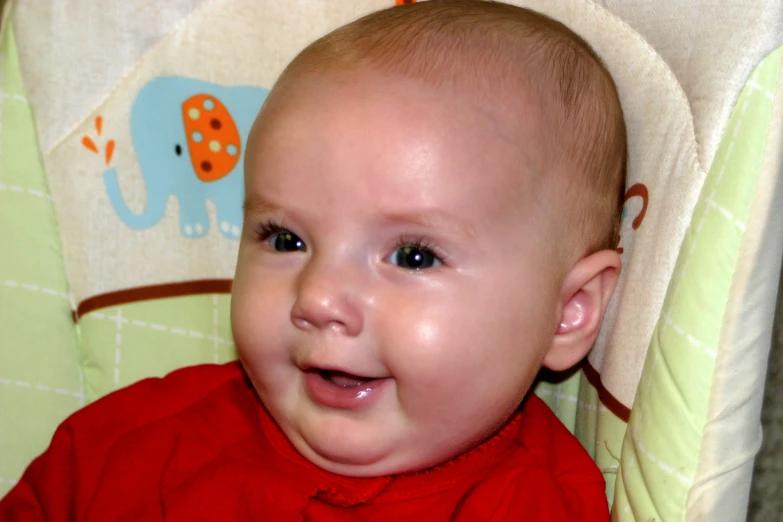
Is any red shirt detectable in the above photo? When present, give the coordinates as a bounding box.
[0,363,608,520]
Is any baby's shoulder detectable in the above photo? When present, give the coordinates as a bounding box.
[63,362,246,444]
[512,395,603,477]
[0,363,259,519]
[453,397,609,520]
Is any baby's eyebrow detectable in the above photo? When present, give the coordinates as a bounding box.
[244,194,476,239]
[382,211,477,240]
[242,194,280,217]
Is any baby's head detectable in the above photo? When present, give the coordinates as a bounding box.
[232,0,626,477]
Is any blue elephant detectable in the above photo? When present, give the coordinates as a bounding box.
[103,77,269,239]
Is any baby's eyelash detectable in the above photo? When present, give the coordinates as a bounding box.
[395,236,432,251]
[394,236,446,261]
[253,220,287,242]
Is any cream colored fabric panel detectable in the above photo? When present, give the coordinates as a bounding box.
[598,0,783,171]
[12,0,206,154]
[687,57,783,522]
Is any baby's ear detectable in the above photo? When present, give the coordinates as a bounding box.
[542,250,621,372]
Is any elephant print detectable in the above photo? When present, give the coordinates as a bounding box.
[102,77,269,239]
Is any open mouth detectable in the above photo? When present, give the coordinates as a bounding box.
[312,369,377,387]
[303,367,389,409]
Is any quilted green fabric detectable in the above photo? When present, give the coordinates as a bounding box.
[0,21,82,495]
[78,296,235,402]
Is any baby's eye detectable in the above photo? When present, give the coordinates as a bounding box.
[255,222,307,253]
[273,231,306,252]
[387,245,442,270]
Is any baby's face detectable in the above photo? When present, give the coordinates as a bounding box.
[232,70,562,476]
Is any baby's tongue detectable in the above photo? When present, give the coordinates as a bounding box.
[327,371,373,387]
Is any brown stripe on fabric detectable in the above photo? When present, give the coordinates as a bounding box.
[75,279,233,321]
[582,359,632,422]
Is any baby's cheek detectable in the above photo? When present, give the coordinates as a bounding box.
[232,301,291,398]
[231,287,278,354]
[387,315,471,387]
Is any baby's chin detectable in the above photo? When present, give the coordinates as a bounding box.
[285,422,451,477]
[288,426,410,477]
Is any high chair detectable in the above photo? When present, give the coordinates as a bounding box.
[1,0,781,519]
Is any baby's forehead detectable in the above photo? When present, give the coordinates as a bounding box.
[251,75,555,204]
[285,63,548,145]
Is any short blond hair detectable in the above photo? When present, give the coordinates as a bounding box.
[274,0,626,258]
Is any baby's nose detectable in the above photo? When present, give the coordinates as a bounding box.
[290,258,365,337]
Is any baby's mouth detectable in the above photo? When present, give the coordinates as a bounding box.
[303,367,390,408]
[314,369,377,387]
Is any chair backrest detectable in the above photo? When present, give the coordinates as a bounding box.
[1,1,781,519]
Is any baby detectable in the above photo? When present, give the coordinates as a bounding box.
[1,1,625,520]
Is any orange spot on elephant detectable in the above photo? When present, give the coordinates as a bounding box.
[182,94,241,182]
